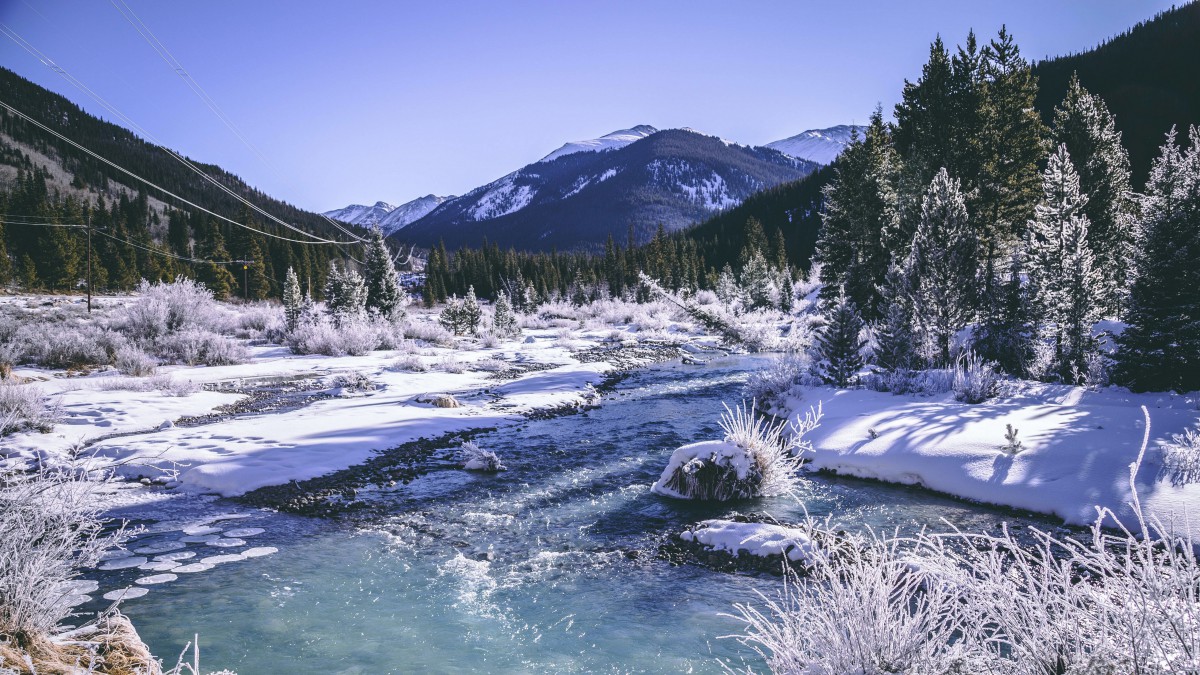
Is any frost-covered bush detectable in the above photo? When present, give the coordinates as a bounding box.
[121,278,230,342]
[651,402,820,501]
[0,382,57,435]
[744,352,812,410]
[390,354,429,373]
[435,355,464,374]
[477,330,501,349]
[114,345,158,377]
[1160,424,1200,485]
[864,367,957,397]
[18,322,124,370]
[157,328,248,366]
[472,357,509,373]
[401,318,455,347]
[288,314,386,356]
[952,350,1000,404]
[234,302,284,340]
[456,441,505,472]
[0,466,129,646]
[150,375,200,397]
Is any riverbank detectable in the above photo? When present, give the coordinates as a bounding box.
[788,381,1200,541]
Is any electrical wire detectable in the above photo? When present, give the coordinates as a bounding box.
[105,0,365,243]
[0,22,359,245]
[0,218,239,264]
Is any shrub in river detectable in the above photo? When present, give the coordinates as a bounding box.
[456,441,505,472]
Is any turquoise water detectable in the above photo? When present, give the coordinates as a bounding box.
[97,356,1062,673]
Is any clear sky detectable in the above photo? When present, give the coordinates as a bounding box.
[0,1,1178,213]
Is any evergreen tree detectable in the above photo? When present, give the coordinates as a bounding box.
[461,285,482,334]
[439,296,468,335]
[1025,145,1101,382]
[975,26,1047,260]
[873,261,917,371]
[815,289,867,387]
[492,290,519,337]
[715,264,741,306]
[324,261,367,323]
[1114,128,1200,392]
[195,227,235,299]
[243,237,272,301]
[815,110,901,317]
[1051,74,1136,315]
[0,216,11,286]
[906,168,978,364]
[740,250,777,310]
[282,266,303,333]
[363,228,404,318]
[973,251,1033,376]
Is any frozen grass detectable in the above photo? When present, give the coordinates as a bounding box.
[157,328,248,366]
[434,355,464,374]
[0,382,58,436]
[654,402,820,501]
[1160,424,1200,486]
[733,407,1200,674]
[952,350,1000,404]
[744,352,814,410]
[0,465,129,649]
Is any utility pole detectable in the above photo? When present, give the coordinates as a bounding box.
[232,259,255,300]
[86,209,93,314]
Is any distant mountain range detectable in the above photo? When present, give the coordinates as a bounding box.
[323,195,450,235]
[326,124,860,251]
[766,125,866,165]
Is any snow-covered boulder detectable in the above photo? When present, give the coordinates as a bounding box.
[680,519,818,564]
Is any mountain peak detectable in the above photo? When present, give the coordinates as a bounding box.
[539,125,659,163]
[765,125,866,165]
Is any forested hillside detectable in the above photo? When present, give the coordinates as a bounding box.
[0,67,363,297]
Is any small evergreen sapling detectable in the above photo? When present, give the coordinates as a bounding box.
[324,261,367,325]
[491,290,520,337]
[815,290,867,388]
[462,285,482,334]
[282,266,302,333]
[362,227,405,319]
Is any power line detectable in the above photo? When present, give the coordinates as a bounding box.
[105,0,365,244]
[0,218,238,265]
[0,22,359,245]
[0,97,358,246]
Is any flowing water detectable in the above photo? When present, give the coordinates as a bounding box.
[91,355,1066,674]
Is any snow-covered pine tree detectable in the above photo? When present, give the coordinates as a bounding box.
[462,285,482,334]
[282,266,302,332]
[815,289,867,387]
[715,264,741,306]
[1052,74,1137,316]
[1115,128,1200,393]
[1026,144,1101,383]
[873,260,917,371]
[363,227,404,318]
[906,168,978,364]
[438,295,466,335]
[324,261,367,324]
[492,290,519,337]
[740,251,777,310]
[776,269,795,312]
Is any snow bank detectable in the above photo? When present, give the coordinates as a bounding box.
[680,519,818,563]
[791,384,1200,540]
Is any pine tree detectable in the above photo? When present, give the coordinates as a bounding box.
[815,110,901,318]
[1025,145,1101,383]
[363,227,404,318]
[195,227,235,299]
[715,264,740,306]
[492,290,519,337]
[740,251,777,310]
[907,168,978,364]
[973,251,1033,376]
[0,216,12,286]
[873,261,917,371]
[815,289,867,387]
[461,285,482,334]
[1114,128,1200,392]
[282,266,303,333]
[439,296,467,335]
[325,261,366,323]
[1051,74,1136,316]
[243,237,272,301]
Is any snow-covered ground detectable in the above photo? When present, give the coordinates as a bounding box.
[787,382,1200,540]
[1,297,722,498]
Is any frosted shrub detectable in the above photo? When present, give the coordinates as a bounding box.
[122,278,228,342]
[390,354,429,373]
[0,382,57,435]
[477,330,501,349]
[733,528,970,675]
[435,355,464,374]
[0,466,128,647]
[952,351,1000,403]
[401,318,455,347]
[150,374,200,397]
[1160,424,1200,485]
[114,345,158,377]
[235,302,284,341]
[157,328,248,366]
[288,315,384,356]
[744,352,811,410]
[19,322,123,370]
[652,401,819,501]
[457,441,506,472]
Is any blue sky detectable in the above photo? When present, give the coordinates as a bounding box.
[0,1,1177,212]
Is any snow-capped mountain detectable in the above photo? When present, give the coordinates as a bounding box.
[323,201,395,229]
[765,125,866,165]
[396,127,818,251]
[325,194,450,236]
[539,125,659,163]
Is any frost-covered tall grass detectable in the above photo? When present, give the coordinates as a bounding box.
[952,350,1000,403]
[0,382,57,436]
[1161,423,1200,485]
[733,407,1200,674]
